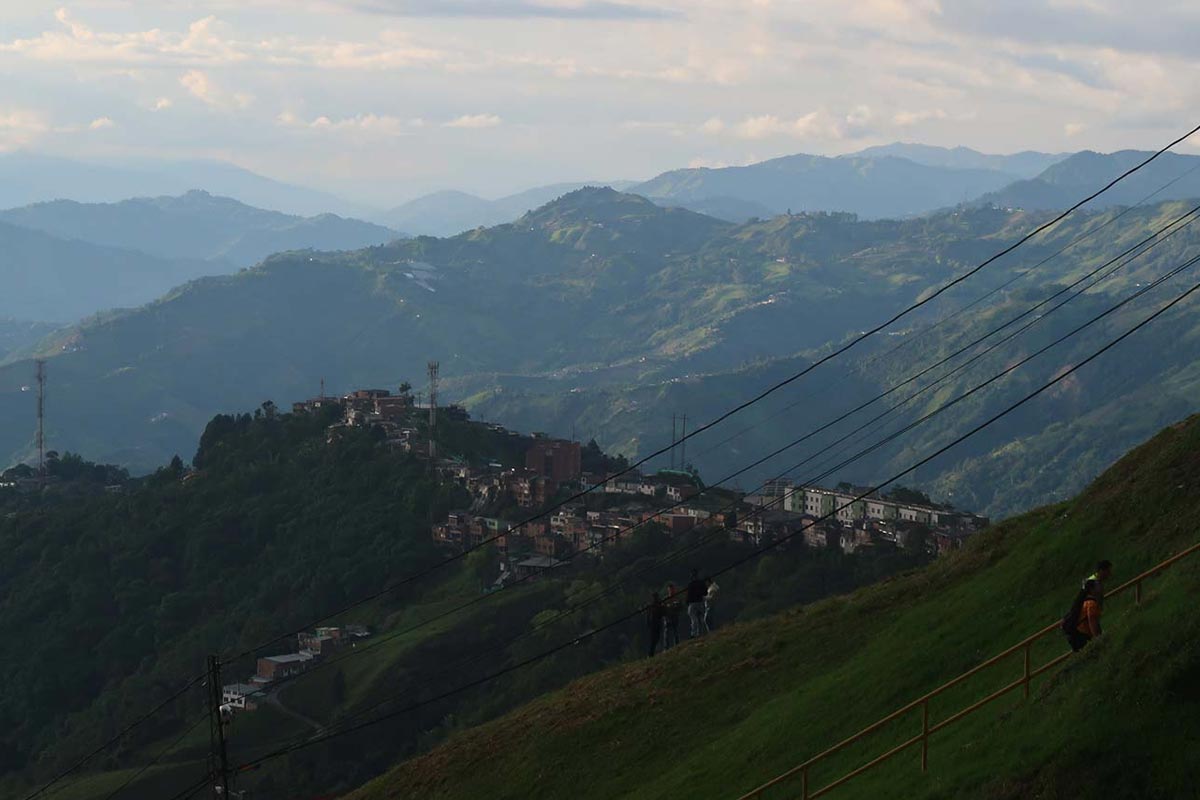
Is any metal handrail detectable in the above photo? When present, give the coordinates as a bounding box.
[736,540,1200,800]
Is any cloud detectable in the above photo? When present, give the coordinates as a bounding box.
[893,108,948,126]
[342,0,680,20]
[0,108,49,151]
[153,97,173,111]
[443,113,502,128]
[700,116,725,134]
[1064,121,1086,137]
[180,69,253,110]
[278,111,414,134]
[88,116,115,129]
[734,111,828,140]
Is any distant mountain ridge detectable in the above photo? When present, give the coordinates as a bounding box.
[0,190,401,266]
[974,150,1200,211]
[0,220,215,321]
[630,153,1017,221]
[382,181,637,236]
[0,152,370,218]
[847,143,1067,178]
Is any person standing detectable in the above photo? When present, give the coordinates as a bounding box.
[646,592,665,657]
[704,578,719,633]
[686,569,708,638]
[1064,579,1104,651]
[662,583,681,651]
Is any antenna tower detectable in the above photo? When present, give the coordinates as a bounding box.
[427,360,440,461]
[35,360,46,486]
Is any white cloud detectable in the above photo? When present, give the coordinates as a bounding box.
[700,116,725,134]
[734,111,828,140]
[0,108,49,151]
[278,111,414,135]
[1064,121,1086,137]
[893,108,948,126]
[88,116,115,129]
[153,97,173,111]
[443,113,502,128]
[180,69,253,110]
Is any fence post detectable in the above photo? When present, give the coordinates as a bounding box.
[1135,580,1142,605]
[921,699,929,773]
[1023,642,1031,699]
[801,765,809,800]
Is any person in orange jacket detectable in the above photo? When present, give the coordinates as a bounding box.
[1063,578,1104,651]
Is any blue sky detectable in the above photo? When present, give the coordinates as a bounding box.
[2,0,1199,205]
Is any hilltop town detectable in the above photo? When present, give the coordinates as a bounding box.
[296,384,989,580]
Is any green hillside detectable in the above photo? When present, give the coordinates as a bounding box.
[348,414,1200,800]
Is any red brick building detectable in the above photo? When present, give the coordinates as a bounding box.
[526,437,582,483]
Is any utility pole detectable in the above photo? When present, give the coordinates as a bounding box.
[35,359,46,488]
[319,377,325,400]
[207,655,231,799]
[670,413,677,470]
[680,413,688,472]
[427,360,439,462]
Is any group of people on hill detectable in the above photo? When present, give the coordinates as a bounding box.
[646,569,719,657]
[641,558,1114,662]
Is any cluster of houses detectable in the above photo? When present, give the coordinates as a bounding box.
[739,480,989,556]
[292,387,468,452]
[435,467,988,578]
[221,624,370,713]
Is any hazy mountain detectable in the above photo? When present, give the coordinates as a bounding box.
[6,189,1200,522]
[0,319,59,364]
[0,152,369,217]
[0,220,214,322]
[976,150,1200,211]
[631,154,1016,220]
[383,181,635,235]
[849,143,1067,178]
[0,191,401,266]
[0,189,1063,472]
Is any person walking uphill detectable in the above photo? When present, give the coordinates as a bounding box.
[1065,580,1104,651]
[686,569,708,638]
[646,592,665,658]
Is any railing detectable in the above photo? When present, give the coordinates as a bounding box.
[736,540,1200,800]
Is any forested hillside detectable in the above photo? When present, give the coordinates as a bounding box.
[348,414,1200,800]
[0,403,927,800]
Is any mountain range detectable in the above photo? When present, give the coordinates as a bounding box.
[0,190,399,266]
[0,152,368,218]
[0,191,402,324]
[6,171,1200,520]
[380,181,637,236]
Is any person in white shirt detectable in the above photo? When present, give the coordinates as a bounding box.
[704,578,719,633]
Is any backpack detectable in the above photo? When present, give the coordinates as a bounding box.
[1061,585,1091,634]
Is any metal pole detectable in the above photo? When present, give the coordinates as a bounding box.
[680,414,687,470]
[208,655,231,798]
[671,414,677,469]
[920,700,929,772]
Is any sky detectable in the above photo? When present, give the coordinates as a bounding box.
[2,0,1200,206]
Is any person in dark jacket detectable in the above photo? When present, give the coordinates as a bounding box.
[1064,579,1104,651]
[662,583,681,651]
[646,592,665,657]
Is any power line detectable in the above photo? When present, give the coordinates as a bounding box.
[98,714,210,800]
[261,233,1200,740]
[228,248,1200,772]
[20,675,206,800]
[219,200,1200,704]
[218,123,1200,666]
[689,161,1200,464]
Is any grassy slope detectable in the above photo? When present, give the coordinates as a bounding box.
[348,415,1200,800]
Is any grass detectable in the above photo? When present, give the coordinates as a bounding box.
[347,414,1200,800]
